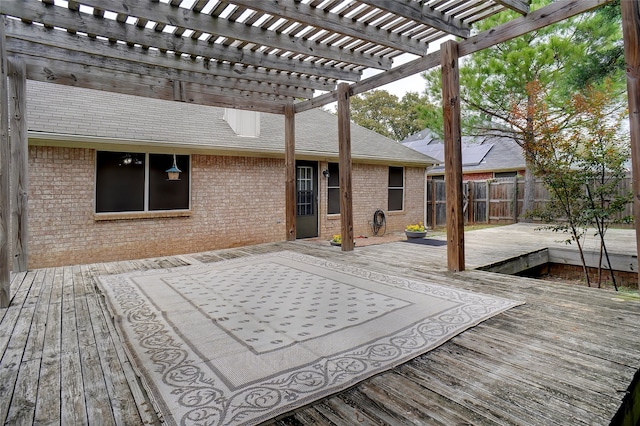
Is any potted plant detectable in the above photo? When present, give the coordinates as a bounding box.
[405,222,427,238]
[330,234,342,246]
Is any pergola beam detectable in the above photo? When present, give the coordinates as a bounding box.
[76,0,394,70]
[10,42,314,100]
[0,3,363,82]
[295,0,615,113]
[4,19,336,92]
[228,0,429,56]
[23,59,291,114]
[364,0,471,39]
[493,0,530,15]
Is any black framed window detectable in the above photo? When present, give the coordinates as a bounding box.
[388,166,404,211]
[96,151,190,213]
[494,171,517,178]
[327,162,340,214]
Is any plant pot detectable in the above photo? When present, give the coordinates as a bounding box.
[405,230,427,238]
[330,241,355,246]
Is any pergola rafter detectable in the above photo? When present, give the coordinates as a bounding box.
[0,0,637,309]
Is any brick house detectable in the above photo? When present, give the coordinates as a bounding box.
[401,129,526,181]
[25,81,435,268]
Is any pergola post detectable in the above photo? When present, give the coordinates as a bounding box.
[284,102,296,241]
[8,56,28,272]
[0,16,10,307]
[337,82,354,252]
[621,0,640,290]
[441,40,465,272]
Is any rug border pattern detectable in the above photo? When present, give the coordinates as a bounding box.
[98,251,523,426]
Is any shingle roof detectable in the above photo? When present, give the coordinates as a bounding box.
[27,81,436,166]
[400,129,525,174]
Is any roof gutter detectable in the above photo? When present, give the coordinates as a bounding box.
[28,131,435,167]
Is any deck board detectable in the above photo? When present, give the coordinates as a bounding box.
[0,223,638,425]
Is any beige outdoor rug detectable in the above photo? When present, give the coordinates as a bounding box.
[98,251,523,426]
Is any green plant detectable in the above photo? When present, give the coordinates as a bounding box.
[331,234,342,244]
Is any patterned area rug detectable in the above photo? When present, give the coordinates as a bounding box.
[98,251,523,426]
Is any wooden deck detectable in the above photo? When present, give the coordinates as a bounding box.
[1,223,638,425]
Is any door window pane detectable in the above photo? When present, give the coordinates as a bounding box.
[297,166,314,216]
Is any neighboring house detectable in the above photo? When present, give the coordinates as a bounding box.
[25,81,436,268]
[401,128,526,180]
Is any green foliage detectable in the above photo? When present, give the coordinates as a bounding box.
[527,81,631,287]
[422,0,624,137]
[349,90,442,141]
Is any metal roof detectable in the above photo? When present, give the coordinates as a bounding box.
[401,130,525,173]
[0,1,606,115]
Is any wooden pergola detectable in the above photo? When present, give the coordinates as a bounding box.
[0,0,638,308]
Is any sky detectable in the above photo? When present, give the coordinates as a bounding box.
[360,54,428,99]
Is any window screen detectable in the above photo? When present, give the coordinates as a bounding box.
[388,166,404,211]
[327,162,340,214]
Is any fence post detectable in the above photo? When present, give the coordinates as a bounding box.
[485,180,490,224]
[513,176,518,223]
[468,182,474,224]
[431,180,437,230]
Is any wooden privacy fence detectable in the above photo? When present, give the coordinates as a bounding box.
[426,176,634,228]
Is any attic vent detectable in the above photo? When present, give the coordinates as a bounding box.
[223,108,260,137]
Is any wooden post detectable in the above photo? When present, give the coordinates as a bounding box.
[621,0,640,290]
[0,16,10,307]
[468,183,474,225]
[337,83,354,251]
[485,180,491,224]
[284,103,296,241]
[513,175,518,223]
[8,57,28,272]
[441,40,465,272]
[431,180,437,229]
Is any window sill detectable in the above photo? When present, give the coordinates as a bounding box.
[94,210,192,221]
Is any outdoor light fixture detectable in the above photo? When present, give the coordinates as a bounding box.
[166,154,182,181]
[322,169,330,178]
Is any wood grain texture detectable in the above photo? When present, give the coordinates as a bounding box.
[441,40,464,272]
[285,103,296,242]
[296,0,615,113]
[337,83,354,252]
[0,15,10,308]
[0,225,638,424]
[621,0,640,289]
[8,56,28,273]
[4,20,338,91]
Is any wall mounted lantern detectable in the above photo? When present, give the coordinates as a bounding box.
[322,169,330,178]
